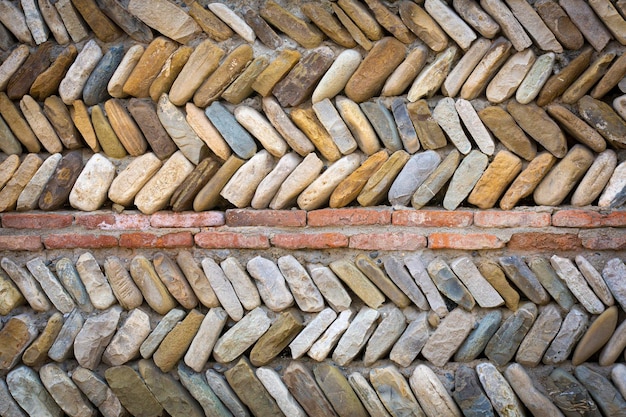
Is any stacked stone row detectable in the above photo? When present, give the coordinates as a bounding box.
[1,0,626,212]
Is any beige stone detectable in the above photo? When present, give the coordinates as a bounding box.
[103,308,151,366]
[185,103,231,161]
[128,0,200,43]
[19,95,63,154]
[562,52,615,104]
[408,46,457,101]
[108,152,162,206]
[478,106,536,161]
[270,152,324,210]
[221,150,275,208]
[22,312,62,367]
[507,100,567,158]
[188,1,234,42]
[572,149,617,206]
[298,153,361,210]
[38,0,70,45]
[487,49,536,103]
[262,96,315,157]
[153,309,204,372]
[0,0,34,44]
[442,38,491,97]
[107,45,144,99]
[329,259,385,309]
[505,0,563,52]
[332,3,373,50]
[468,150,522,209]
[0,154,42,212]
[382,45,429,97]
[130,256,177,315]
[222,56,269,104]
[536,46,592,106]
[335,96,381,155]
[252,49,301,97]
[516,52,556,104]
[0,45,29,92]
[104,99,147,156]
[123,37,178,98]
[291,107,342,162]
[147,45,193,103]
[71,100,99,152]
[43,96,82,150]
[103,256,144,310]
[69,153,116,212]
[481,0,532,51]
[500,152,556,210]
[425,0,477,50]
[546,104,606,152]
[399,2,448,52]
[453,0,500,38]
[235,106,288,158]
[461,37,512,100]
[0,92,40,153]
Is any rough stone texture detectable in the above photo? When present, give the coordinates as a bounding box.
[37,150,81,211]
[602,258,626,311]
[422,308,474,366]
[425,0,476,49]
[544,305,589,364]
[455,310,502,362]
[0,314,38,371]
[515,303,562,367]
[22,312,62,367]
[333,306,380,365]
[105,365,163,417]
[290,308,337,359]
[370,365,425,417]
[69,153,116,212]
[1,257,50,312]
[405,254,449,317]
[130,256,178,316]
[363,305,406,365]
[76,252,116,310]
[551,255,605,314]
[140,308,185,359]
[355,254,410,308]
[152,308,204,372]
[390,311,430,367]
[283,361,337,417]
[26,257,74,313]
[315,362,368,417]
[499,256,550,305]
[108,153,162,207]
[212,306,271,363]
[408,47,457,101]
[73,306,122,370]
[485,302,537,366]
[225,357,285,417]
[329,259,385,309]
[72,366,126,417]
[504,363,564,417]
[257,366,306,417]
[427,258,475,310]
[453,365,495,417]
[348,372,391,417]
[127,0,200,43]
[476,362,525,417]
[308,309,354,361]
[56,257,93,312]
[184,307,228,372]
[410,364,462,417]
[546,368,600,417]
[259,0,324,49]
[444,150,489,210]
[572,305,617,365]
[47,309,84,362]
[177,364,233,417]
[250,309,303,366]
[7,366,62,417]
[40,362,97,417]
[103,308,151,366]
[307,263,352,312]
[575,365,626,417]
[500,152,556,210]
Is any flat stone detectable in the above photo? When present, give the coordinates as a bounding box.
[358,150,410,206]
[579,95,626,148]
[575,365,626,417]
[544,304,589,364]
[47,309,84,362]
[469,149,523,209]
[481,0,532,50]
[389,312,430,367]
[563,52,615,104]
[612,364,626,400]
[433,97,472,153]
[257,367,306,417]
[390,98,419,153]
[176,253,219,308]
[312,49,361,104]
[0,117,21,157]
[602,317,626,365]
[462,37,512,100]
[485,302,537,366]
[7,41,54,100]
[204,101,256,160]
[331,150,388,208]
[290,308,337,359]
[515,303,562,367]
[487,49,535,103]
[298,153,361,210]
[103,308,150,366]
[405,254,449,317]
[107,44,144,98]
[235,106,288,158]
[504,363,563,417]
[82,45,124,106]
[572,149,617,206]
[30,45,77,102]
[225,358,285,416]
[546,104,606,153]
[128,0,200,42]
[450,257,504,307]
[42,96,81,150]
[259,0,324,48]
[360,101,402,151]
[405,101,445,152]
[97,0,152,43]
[91,104,128,158]
[0,377,28,417]
[70,100,98,153]
[592,54,626,99]
[252,49,301,97]
[313,98,357,154]
[410,364,462,417]
[250,309,303,366]
[509,101,567,158]
[71,0,121,42]
[74,306,122,369]
[104,365,163,417]
[0,43,29,92]
[383,257,428,310]
[58,39,102,105]
[290,107,342,162]
[308,309,354,361]
[204,370,249,417]
[243,6,281,47]
[188,2,233,42]
[526,257,576,311]
[7,366,62,417]
[262,96,314,156]
[370,365,425,417]
[535,144,595,206]
[222,56,270,105]
[107,152,161,206]
[455,100,494,155]
[0,92,39,153]
[56,258,93,312]
[412,149,461,209]
[443,150,489,210]
[546,368,601,416]
[220,256,261,311]
[590,0,626,44]
[315,363,368,417]
[422,308,474,366]
[599,160,626,208]
[537,47,593,106]
[75,252,116,310]
[0,314,37,371]
[20,95,62,153]
[329,259,386,309]
[362,0,413,43]
[345,37,406,103]
[221,150,274,208]
[572,256,613,310]
[572,305,617,366]
[301,3,354,48]
[130,256,178,316]
[123,36,178,99]
[140,308,185,359]
[185,103,232,161]
[307,264,352,312]
[277,255,324,313]
[425,0,476,49]
[1,257,50,312]
[408,47,457,101]
[97,101,140,155]
[348,372,391,417]
[337,0,383,41]
[560,0,612,51]
[333,306,379,365]
[602,258,626,311]
[246,256,294,311]
[177,364,232,417]
[536,0,584,50]
[53,0,89,42]
[156,95,208,164]
[399,3,447,52]
[0,154,20,190]
[184,307,227,372]
[207,3,254,43]
[453,365,495,417]
[500,152,556,209]
[363,305,406,366]
[455,310,502,362]
[26,257,74,313]
[283,362,336,417]
[355,254,410,308]
[153,308,204,372]
[516,51,556,104]
[154,252,198,310]
[498,256,549,305]
[170,156,220,212]
[0,266,25,316]
[477,362,525,417]
[203,257,244,321]
[193,154,245,211]
[442,38,491,97]
[40,363,96,417]
[212,306,271,363]
[69,153,115,212]
[507,0,563,52]
[251,152,301,209]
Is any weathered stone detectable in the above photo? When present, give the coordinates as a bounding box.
[222,56,270,105]
[7,366,62,417]
[251,152,301,209]
[103,308,150,366]
[360,101,402,151]
[177,365,232,417]
[0,114,23,155]
[307,264,352,312]
[592,54,626,99]
[547,104,606,153]
[563,52,615,104]
[212,307,271,363]
[206,3,254,43]
[57,39,102,105]
[536,47,593,106]
[290,107,342,162]
[26,257,75,313]
[389,99,419,154]
[602,258,626,311]
[571,149,617,206]
[358,150,410,206]
[298,153,361,210]
[517,52,555,104]
[184,307,228,372]
[312,50,361,104]
[332,306,379,365]
[81,45,123,106]
[353,254,409,308]
[408,47,457,101]
[54,258,92,314]
[0,377,27,417]
[20,95,62,153]
[235,106,287,158]
[481,0,532,50]
[329,259,385,310]
[579,95,626,148]
[411,149,460,209]
[40,97,78,151]
[602,319,626,366]
[546,368,600,416]
[170,156,220,212]
[330,150,388,208]
[453,365,495,417]
[0,44,29,92]
[40,363,96,417]
[130,256,177,316]
[30,45,77,102]
[575,365,626,417]
[259,0,324,48]
[468,150,522,209]
[485,302,537,366]
[1,257,50,312]
[71,367,125,417]
[153,252,198,310]
[405,254,449,317]
[153,308,204,372]
[451,257,505,307]
[107,44,143,98]
[104,365,163,417]
[508,101,567,158]
[205,101,257,160]
[75,252,116,310]
[151,47,196,113]
[68,100,97,153]
[7,40,54,100]
[498,256,549,305]
[220,150,273,208]
[487,49,535,103]
[252,49,300,97]
[508,0,563,51]
[314,363,367,417]
[443,150,489,210]
[188,2,233,42]
[290,308,337,359]
[68,153,115,211]
[544,305,589,364]
[0,267,25,315]
[53,0,89,42]
[500,152,555,209]
[363,305,406,366]
[462,37,512,100]
[202,257,244,321]
[204,370,248,417]
[122,37,178,98]
[243,6,281,48]
[283,361,336,417]
[47,309,84,362]
[95,0,151,42]
[433,98,471,154]
[0,154,20,190]
[274,255,323,313]
[442,38,490,98]
[476,363,525,417]
[300,4,353,49]
[599,160,626,208]
[381,257,426,310]
[250,309,303,366]
[536,0,584,50]
[572,256,613,309]
[504,363,563,417]
[560,0,612,51]
[0,92,40,152]
[399,2,447,52]
[525,257,575,312]
[193,154,244,211]
[370,365,425,417]
[107,152,161,206]
[91,104,127,158]
[424,0,476,50]
[74,306,121,370]
[455,310,502,362]
[515,304,562,367]
[312,98,357,155]
[410,365,462,417]
[140,308,185,359]
[389,312,429,367]
[612,364,626,400]
[175,253,218,310]
[102,100,146,157]
[226,358,285,416]
[245,256,294,311]
[127,0,200,42]
[347,372,391,417]
[257,367,306,417]
[0,314,37,371]
[422,308,474,366]
[571,305,617,366]
[308,309,354,361]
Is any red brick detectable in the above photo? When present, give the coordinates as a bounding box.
[119,232,193,248]
[308,208,392,226]
[349,232,426,250]
[507,232,582,251]
[271,233,349,249]
[195,231,270,249]
[0,235,42,251]
[552,209,626,228]
[74,213,115,229]
[474,211,551,228]
[1,213,73,229]
[151,211,225,228]
[225,209,306,227]
[43,234,118,249]
[580,230,626,250]
[75,212,151,230]
[428,233,505,249]
[393,210,473,227]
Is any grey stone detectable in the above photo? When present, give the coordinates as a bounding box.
[575,365,626,417]
[404,254,448,317]
[205,369,249,417]
[55,259,92,314]
[59,39,102,104]
[476,362,525,417]
[16,153,62,211]
[7,366,62,417]
[599,160,626,208]
[0,378,26,417]
[73,306,121,370]
[257,367,306,417]
[543,305,589,365]
[212,307,271,363]
[48,309,84,362]
[388,150,441,207]
[612,364,626,400]
[425,0,476,49]
[391,98,419,153]
[290,308,337,359]
[205,101,257,160]
[313,98,357,154]
[282,362,336,417]
[390,311,430,367]
[504,363,564,417]
[307,263,352,312]
[450,257,504,308]
[551,255,605,314]
[202,258,244,321]
[71,366,126,417]
[26,257,75,313]
[499,256,550,305]
[409,364,462,417]
[576,255,614,306]
[546,368,601,417]
[278,255,324,313]
[455,310,502,362]
[602,258,626,311]
[485,302,537,366]
[103,308,151,366]
[600,319,626,366]
[348,372,391,417]
[480,0,532,51]
[571,149,617,207]
[426,258,475,311]
[559,0,612,51]
[422,308,474,367]
[1,257,51,312]
[247,256,294,312]
[363,305,406,366]
[455,98,495,155]
[140,308,186,359]
[97,0,153,43]
[433,97,472,153]
[83,44,124,106]
[383,257,428,310]
[516,304,563,367]
[528,257,576,311]
[178,364,233,417]
[308,309,354,361]
[360,101,403,151]
[220,257,261,311]
[370,365,425,417]
[129,256,178,315]
[443,150,488,210]
[40,363,96,417]
[333,306,379,366]
[75,252,116,310]
[453,365,495,417]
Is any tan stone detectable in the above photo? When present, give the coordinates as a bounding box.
[298,153,361,210]
[407,100,447,150]
[30,44,77,102]
[302,3,356,48]
[169,41,223,106]
[263,96,316,156]
[108,152,162,206]
[252,49,301,97]
[572,149,617,206]
[22,312,62,367]
[185,103,232,161]
[222,56,270,104]
[153,309,204,372]
[260,0,324,48]
[562,52,615,104]
[364,0,415,43]
[408,46,457,101]
[0,315,37,371]
[70,100,98,152]
[382,45,429,97]
[536,0,584,50]
[399,1,448,52]
[453,0,501,39]
[91,104,127,159]
[108,44,144,99]
[330,150,389,208]
[589,0,626,45]
[0,154,42,212]
[572,306,618,365]
[130,256,178,315]
[329,259,385,309]
[358,150,410,206]
[103,256,143,310]
[153,252,198,310]
[39,0,70,45]
[0,45,29,92]
[442,38,491,97]
[188,2,233,42]
[127,0,201,43]
[505,0,563,52]
[43,96,81,150]
[235,106,288,157]
[0,155,20,192]
[461,37,512,100]
[560,0,612,51]
[477,259,520,310]
[123,37,178,98]
[425,0,477,50]
[487,49,536,103]
[177,251,220,308]
[250,309,303,366]
[290,107,342,162]
[0,265,25,315]
[591,54,626,99]
[500,152,556,210]
[104,99,147,156]
[332,3,373,50]
[546,104,606,153]
[19,95,63,153]
[481,0,532,51]
[507,100,567,158]
[468,150,522,209]
[478,106,536,161]
[193,154,245,211]
[54,0,89,43]
[335,96,381,155]
[148,45,193,103]
[208,3,255,43]
[0,92,40,153]
[536,46,592,106]
[72,0,122,42]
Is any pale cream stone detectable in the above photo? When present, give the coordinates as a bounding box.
[19,95,63,153]
[589,0,626,45]
[455,99,495,155]
[103,256,143,311]
[270,152,324,210]
[408,46,457,101]
[202,258,244,321]
[382,45,429,97]
[433,97,472,154]
[313,98,358,155]
[308,309,354,361]
[212,307,271,363]
[481,0,532,51]
[576,255,615,307]
[307,263,353,312]
[257,367,307,417]
[185,103,231,162]
[335,96,381,155]
[442,38,491,97]
[262,96,315,156]
[410,365,462,417]
[450,257,504,308]
[134,151,194,215]
[127,0,201,43]
[0,0,34,44]
[251,152,302,209]
[17,153,62,211]
[298,153,361,210]
[221,257,261,311]
[0,45,29,91]
[290,308,337,359]
[333,306,379,366]
[312,49,362,104]
[69,153,116,212]
[425,0,477,50]
[235,106,288,158]
[208,3,255,43]
[247,256,294,312]
[59,40,103,105]
[487,49,536,103]
[278,255,325,313]
[108,45,145,99]
[516,52,555,104]
[461,37,512,100]
[108,152,162,207]
[571,149,617,207]
[599,160,626,208]
[54,0,89,42]
[22,0,49,44]
[103,308,151,366]
[184,307,228,372]
[221,150,275,208]
[76,252,117,310]
[551,255,605,315]
[38,0,70,45]
[505,0,563,52]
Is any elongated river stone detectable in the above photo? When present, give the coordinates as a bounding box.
[130,256,177,315]
[234,106,287,157]
[370,365,424,417]
[153,308,204,372]
[312,49,362,104]
[408,46,457,101]
[260,0,324,48]
[257,367,306,417]
[278,255,324,313]
[212,307,271,363]
[455,310,502,362]
[26,257,74,314]
[205,101,256,160]
[515,304,562,367]
[247,256,294,311]
[184,307,228,372]
[333,306,380,366]
[453,365,495,417]
[74,306,122,370]
[103,308,151,366]
[105,365,163,417]
[330,259,385,309]
[504,363,564,417]
[422,307,474,366]
[250,309,303,366]
[203,258,243,321]
[221,150,275,208]
[444,150,488,210]
[476,362,525,417]
[16,153,61,211]
[544,305,589,364]
[69,153,115,212]
[7,366,62,417]
[283,361,337,417]
[468,149,522,209]
[485,302,537,366]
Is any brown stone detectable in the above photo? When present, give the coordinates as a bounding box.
[20,95,63,153]
[193,154,245,211]
[562,52,615,104]
[7,41,54,100]
[0,315,37,371]
[71,0,122,42]
[364,0,416,44]
[127,98,177,160]
[330,149,389,208]
[290,107,342,162]
[356,254,411,307]
[358,150,410,206]
[123,36,178,98]
[314,363,368,417]
[260,0,324,48]
[222,56,270,104]
[507,100,567,158]
[98,0,153,43]
[71,99,99,152]
[572,305,618,365]
[283,362,337,417]
[193,44,254,107]
[399,1,448,52]
[578,95,626,148]
[0,92,40,153]
[105,365,163,417]
[250,309,303,366]
[104,98,147,156]
[338,0,383,41]
[127,0,200,43]
[407,100,447,150]
[468,150,523,209]
[22,312,62,366]
[591,54,626,99]
[153,309,204,373]
[302,3,356,48]
[30,44,77,101]
[0,155,21,191]
[536,0,584,50]
[243,6,283,49]
[536,46,593,106]
[43,96,82,150]
[148,45,194,103]
[171,156,220,212]
[153,252,198,310]
[252,49,301,97]
[188,2,234,42]
[0,154,42,212]
[169,41,223,106]
[461,37,512,100]
[225,357,285,417]
[345,37,406,103]
[546,104,606,152]
[91,104,127,159]
[332,3,373,50]
[38,150,82,210]
[477,259,520,310]
[478,106,536,161]
[500,152,556,210]
[273,47,334,107]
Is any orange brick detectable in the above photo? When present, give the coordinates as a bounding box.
[428,233,505,249]
[0,235,42,251]
[2,213,73,229]
[580,230,626,250]
[271,233,348,249]
[151,211,225,228]
[393,210,473,227]
[43,234,118,249]
[225,209,306,227]
[74,213,116,229]
[195,231,270,249]
[119,232,193,248]
[76,212,151,230]
[308,208,392,226]
[349,232,426,250]
[474,211,551,228]
[507,232,582,251]
[552,209,626,228]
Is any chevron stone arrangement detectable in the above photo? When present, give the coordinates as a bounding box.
[2,0,626,416]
